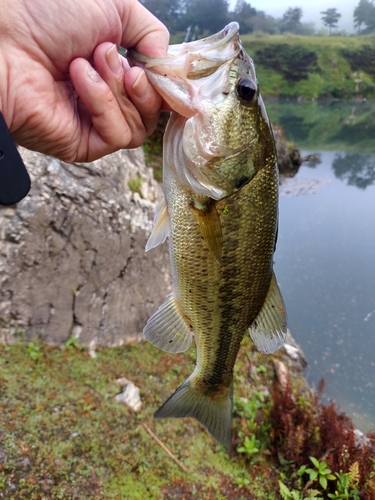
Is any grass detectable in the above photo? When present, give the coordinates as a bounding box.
[1,335,374,499]
[239,34,375,99]
[0,337,283,499]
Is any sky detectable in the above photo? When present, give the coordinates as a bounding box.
[229,0,359,33]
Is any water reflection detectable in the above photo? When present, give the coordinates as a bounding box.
[332,153,375,189]
[267,101,375,432]
[266,100,375,154]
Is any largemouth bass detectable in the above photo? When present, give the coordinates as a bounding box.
[129,22,287,447]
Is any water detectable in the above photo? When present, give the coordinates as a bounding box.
[266,101,375,432]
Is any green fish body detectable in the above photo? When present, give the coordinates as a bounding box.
[129,23,287,446]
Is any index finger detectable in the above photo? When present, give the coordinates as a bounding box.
[118,0,169,58]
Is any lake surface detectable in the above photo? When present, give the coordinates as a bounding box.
[267,101,375,432]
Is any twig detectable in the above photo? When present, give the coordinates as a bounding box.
[142,423,188,472]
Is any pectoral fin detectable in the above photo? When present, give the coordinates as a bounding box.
[249,271,287,354]
[143,294,194,353]
[145,195,170,251]
[191,198,223,263]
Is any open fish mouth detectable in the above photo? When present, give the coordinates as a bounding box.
[129,22,240,75]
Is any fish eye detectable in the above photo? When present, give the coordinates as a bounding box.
[236,78,257,103]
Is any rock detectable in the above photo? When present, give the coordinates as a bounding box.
[272,125,303,176]
[115,377,132,387]
[354,428,371,448]
[0,147,171,346]
[283,329,308,372]
[115,380,142,412]
[273,359,291,389]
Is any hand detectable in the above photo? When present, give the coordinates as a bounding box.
[0,0,169,162]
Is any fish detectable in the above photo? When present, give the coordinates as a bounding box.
[128,22,287,447]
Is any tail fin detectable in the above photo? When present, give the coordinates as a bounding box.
[154,378,233,447]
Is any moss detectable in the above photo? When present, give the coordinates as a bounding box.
[127,174,144,196]
[0,338,374,499]
[0,338,283,498]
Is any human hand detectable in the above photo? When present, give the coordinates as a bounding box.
[0,0,169,162]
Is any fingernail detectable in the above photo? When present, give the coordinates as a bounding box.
[132,70,150,99]
[86,63,102,83]
[106,44,122,74]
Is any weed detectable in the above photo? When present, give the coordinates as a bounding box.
[236,476,250,488]
[302,456,336,490]
[127,174,144,197]
[279,480,322,499]
[27,341,42,360]
[237,434,260,459]
[64,337,81,350]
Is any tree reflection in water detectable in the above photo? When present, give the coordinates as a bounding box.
[332,153,375,189]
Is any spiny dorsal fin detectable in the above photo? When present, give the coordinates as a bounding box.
[249,271,287,354]
[146,195,170,251]
[143,294,193,353]
[191,198,223,263]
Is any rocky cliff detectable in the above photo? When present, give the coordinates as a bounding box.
[0,148,171,346]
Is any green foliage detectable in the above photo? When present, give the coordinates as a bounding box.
[342,45,375,76]
[127,174,144,196]
[279,480,322,500]
[279,459,362,500]
[241,34,375,99]
[354,0,375,33]
[27,341,42,360]
[321,8,342,34]
[304,456,336,490]
[140,0,182,33]
[65,336,81,349]
[280,7,303,34]
[231,0,256,34]
[255,44,318,82]
[235,476,250,488]
[237,434,260,459]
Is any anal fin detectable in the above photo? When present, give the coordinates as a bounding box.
[249,271,287,354]
[143,294,193,353]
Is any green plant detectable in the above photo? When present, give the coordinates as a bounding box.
[236,476,250,488]
[278,480,322,500]
[327,462,360,499]
[303,456,336,490]
[127,175,144,196]
[236,390,266,428]
[27,341,42,360]
[237,434,260,459]
[65,337,81,349]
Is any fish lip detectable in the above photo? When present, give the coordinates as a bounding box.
[128,22,240,67]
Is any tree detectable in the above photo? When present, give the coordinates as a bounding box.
[140,0,183,33]
[249,11,279,34]
[321,8,341,34]
[231,0,256,33]
[182,0,229,34]
[280,7,303,33]
[353,0,375,33]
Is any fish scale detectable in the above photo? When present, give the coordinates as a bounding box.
[129,22,287,446]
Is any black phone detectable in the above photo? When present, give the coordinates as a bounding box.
[0,112,31,205]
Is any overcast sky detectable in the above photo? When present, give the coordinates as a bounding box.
[229,1,359,32]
